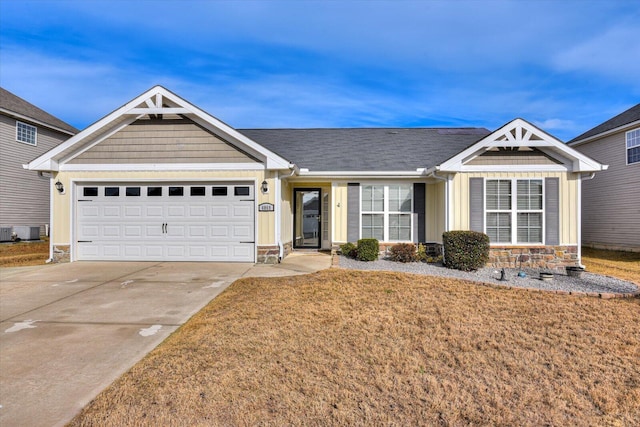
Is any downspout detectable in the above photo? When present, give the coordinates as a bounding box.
[274,170,282,263]
[577,172,597,268]
[37,171,55,263]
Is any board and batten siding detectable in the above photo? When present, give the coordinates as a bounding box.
[450,172,579,245]
[68,118,261,164]
[51,170,274,247]
[425,181,445,243]
[0,114,71,234]
[573,130,640,250]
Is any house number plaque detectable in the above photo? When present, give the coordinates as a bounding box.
[258,203,275,212]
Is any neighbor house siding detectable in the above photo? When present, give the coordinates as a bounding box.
[51,170,272,248]
[68,119,260,164]
[450,171,578,245]
[572,131,640,250]
[0,114,71,234]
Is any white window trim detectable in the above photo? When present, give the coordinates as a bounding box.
[485,178,545,245]
[360,184,413,242]
[16,121,37,146]
[626,128,640,165]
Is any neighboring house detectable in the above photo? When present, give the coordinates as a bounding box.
[0,87,78,238]
[568,104,640,252]
[26,86,606,268]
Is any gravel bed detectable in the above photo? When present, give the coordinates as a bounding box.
[338,256,639,295]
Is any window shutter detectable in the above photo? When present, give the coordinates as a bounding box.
[469,178,484,232]
[413,183,426,243]
[545,177,560,245]
[347,183,360,242]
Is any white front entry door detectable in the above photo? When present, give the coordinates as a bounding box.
[75,182,255,262]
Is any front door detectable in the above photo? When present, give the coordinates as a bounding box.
[293,188,321,248]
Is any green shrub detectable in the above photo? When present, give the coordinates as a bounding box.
[356,238,379,261]
[425,255,443,264]
[416,243,428,262]
[389,243,417,263]
[340,242,357,258]
[442,230,490,271]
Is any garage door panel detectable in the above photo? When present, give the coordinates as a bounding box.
[76,183,255,262]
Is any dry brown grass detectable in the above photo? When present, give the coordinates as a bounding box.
[582,247,640,284]
[70,269,640,427]
[0,239,48,267]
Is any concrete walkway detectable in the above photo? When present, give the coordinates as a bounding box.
[0,253,331,427]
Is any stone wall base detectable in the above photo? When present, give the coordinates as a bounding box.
[489,246,578,271]
[257,242,292,264]
[52,245,70,263]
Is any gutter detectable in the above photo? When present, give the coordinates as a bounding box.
[577,172,597,268]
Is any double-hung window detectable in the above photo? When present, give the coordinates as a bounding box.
[16,121,37,146]
[486,179,543,244]
[361,184,412,241]
[627,128,640,165]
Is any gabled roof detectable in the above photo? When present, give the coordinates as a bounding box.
[434,118,606,173]
[569,103,640,145]
[0,87,78,135]
[239,128,490,173]
[26,86,291,172]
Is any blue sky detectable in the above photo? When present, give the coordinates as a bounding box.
[1,0,638,141]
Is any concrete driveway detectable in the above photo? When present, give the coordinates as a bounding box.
[0,254,330,427]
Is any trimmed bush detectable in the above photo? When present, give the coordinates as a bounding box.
[340,242,357,258]
[356,238,379,261]
[442,230,490,271]
[389,243,417,263]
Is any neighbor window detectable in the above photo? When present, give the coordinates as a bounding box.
[627,128,640,165]
[361,184,412,241]
[486,179,543,244]
[16,121,37,145]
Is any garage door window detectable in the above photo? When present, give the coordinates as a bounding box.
[234,186,250,196]
[105,187,119,197]
[147,187,162,196]
[84,187,98,197]
[212,187,228,196]
[190,187,206,196]
[126,187,141,196]
[169,187,184,196]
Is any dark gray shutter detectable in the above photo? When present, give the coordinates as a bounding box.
[469,178,484,232]
[347,183,360,242]
[545,177,559,245]
[413,183,426,243]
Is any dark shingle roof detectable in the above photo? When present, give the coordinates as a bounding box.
[238,128,490,171]
[569,103,640,144]
[0,87,78,135]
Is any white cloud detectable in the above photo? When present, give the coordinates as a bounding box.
[552,25,640,84]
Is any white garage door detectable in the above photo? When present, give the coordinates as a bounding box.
[76,182,255,262]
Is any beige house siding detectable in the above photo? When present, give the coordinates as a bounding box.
[425,181,446,243]
[332,183,349,244]
[51,170,273,247]
[0,114,71,234]
[68,118,260,164]
[466,148,563,165]
[572,130,640,251]
[450,171,578,245]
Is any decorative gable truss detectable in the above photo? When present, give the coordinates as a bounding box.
[26,86,292,172]
[434,118,607,173]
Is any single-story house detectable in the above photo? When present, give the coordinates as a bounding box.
[26,86,606,268]
[1,87,78,238]
[568,103,640,252]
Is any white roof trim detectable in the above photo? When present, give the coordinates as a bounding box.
[568,119,640,146]
[27,85,291,172]
[0,108,77,136]
[436,118,607,173]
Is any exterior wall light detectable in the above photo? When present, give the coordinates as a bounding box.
[55,180,64,194]
[261,180,269,194]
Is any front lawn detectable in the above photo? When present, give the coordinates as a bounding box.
[70,269,639,426]
[582,247,640,284]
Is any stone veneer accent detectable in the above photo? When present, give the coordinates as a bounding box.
[257,242,292,264]
[489,246,578,270]
[52,245,70,263]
